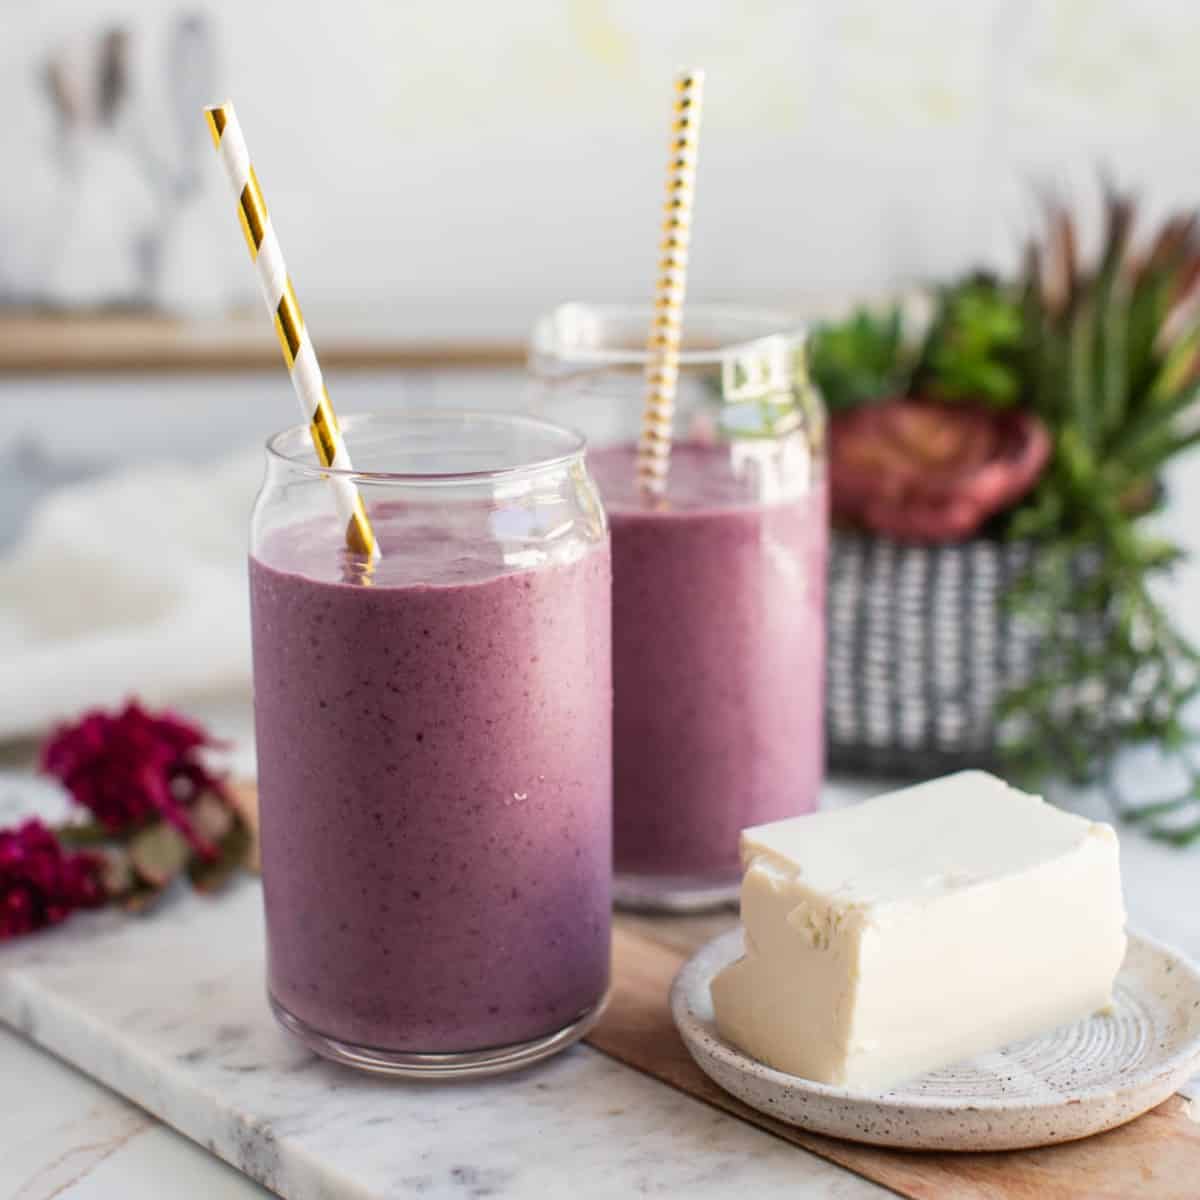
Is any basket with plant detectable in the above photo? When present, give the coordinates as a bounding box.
[813,188,1200,844]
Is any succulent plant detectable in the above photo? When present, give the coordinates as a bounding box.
[830,398,1050,541]
[913,274,1025,408]
[809,305,911,412]
[811,185,1200,842]
[999,189,1200,841]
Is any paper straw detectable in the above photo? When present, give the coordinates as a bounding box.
[204,101,380,560]
[637,69,705,499]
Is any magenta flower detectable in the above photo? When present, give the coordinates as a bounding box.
[40,702,228,856]
[0,819,105,940]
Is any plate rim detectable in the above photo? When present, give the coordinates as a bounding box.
[670,925,1200,1115]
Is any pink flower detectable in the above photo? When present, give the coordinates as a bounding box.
[40,702,227,856]
[0,820,104,940]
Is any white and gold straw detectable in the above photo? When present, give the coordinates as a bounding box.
[636,68,705,499]
[204,101,379,560]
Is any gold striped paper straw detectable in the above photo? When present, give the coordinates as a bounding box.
[637,69,705,500]
[204,101,380,560]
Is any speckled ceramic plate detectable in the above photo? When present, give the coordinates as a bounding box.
[671,928,1200,1151]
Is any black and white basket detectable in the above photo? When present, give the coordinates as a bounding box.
[825,532,1044,776]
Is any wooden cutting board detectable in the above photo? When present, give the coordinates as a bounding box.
[598,917,1200,1200]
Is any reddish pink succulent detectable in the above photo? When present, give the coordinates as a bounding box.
[830,398,1051,542]
[0,819,105,940]
[40,702,227,856]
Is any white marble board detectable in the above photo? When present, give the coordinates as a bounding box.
[0,877,884,1200]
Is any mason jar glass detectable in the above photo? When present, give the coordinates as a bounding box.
[530,304,828,911]
[249,410,612,1076]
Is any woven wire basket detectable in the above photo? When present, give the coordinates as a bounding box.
[825,532,1044,776]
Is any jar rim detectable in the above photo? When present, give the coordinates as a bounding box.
[530,301,807,368]
[265,409,587,484]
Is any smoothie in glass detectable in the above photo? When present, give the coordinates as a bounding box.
[530,305,829,909]
[249,412,612,1074]
[589,443,826,888]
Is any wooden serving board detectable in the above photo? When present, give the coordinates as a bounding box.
[599,917,1200,1200]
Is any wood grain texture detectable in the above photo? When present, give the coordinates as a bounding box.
[0,313,523,373]
[594,921,1200,1200]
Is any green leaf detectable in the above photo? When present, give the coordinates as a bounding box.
[1150,324,1200,405]
[916,277,1024,407]
[1122,794,1195,824]
[1067,298,1098,447]
[808,306,910,411]
[1091,190,1133,440]
[129,821,191,890]
[1056,425,1098,491]
[1122,424,1200,478]
[1134,537,1185,571]
[1151,822,1200,848]
[55,820,113,847]
[1097,276,1129,441]
[1123,274,1171,412]
[188,819,251,894]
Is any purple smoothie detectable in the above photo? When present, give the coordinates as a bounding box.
[588,443,827,881]
[249,502,612,1052]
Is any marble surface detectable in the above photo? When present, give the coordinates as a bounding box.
[0,873,885,1200]
[1,1026,265,1200]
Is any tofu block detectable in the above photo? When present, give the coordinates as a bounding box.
[710,771,1126,1091]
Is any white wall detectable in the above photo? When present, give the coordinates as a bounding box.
[2,0,1199,332]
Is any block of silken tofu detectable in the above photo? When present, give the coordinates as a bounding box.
[710,771,1127,1091]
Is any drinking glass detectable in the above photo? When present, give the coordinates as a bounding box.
[250,410,612,1075]
[530,304,828,911]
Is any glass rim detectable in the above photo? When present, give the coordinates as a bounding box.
[529,301,807,367]
[264,409,587,484]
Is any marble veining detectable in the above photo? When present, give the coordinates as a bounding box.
[0,872,885,1199]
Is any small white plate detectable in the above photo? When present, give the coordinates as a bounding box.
[671,928,1200,1151]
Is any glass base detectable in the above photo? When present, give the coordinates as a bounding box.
[269,989,611,1079]
[614,870,740,913]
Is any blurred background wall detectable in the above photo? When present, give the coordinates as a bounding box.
[3,0,1200,756]
[3,0,1199,335]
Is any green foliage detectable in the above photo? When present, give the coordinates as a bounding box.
[808,306,910,411]
[914,275,1025,407]
[812,188,1200,842]
[999,191,1200,843]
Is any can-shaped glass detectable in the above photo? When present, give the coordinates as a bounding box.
[530,304,828,911]
[249,410,612,1076]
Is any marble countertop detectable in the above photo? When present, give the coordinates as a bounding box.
[4,701,1197,1199]
[0,698,894,1200]
[0,1022,887,1200]
[0,860,888,1200]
